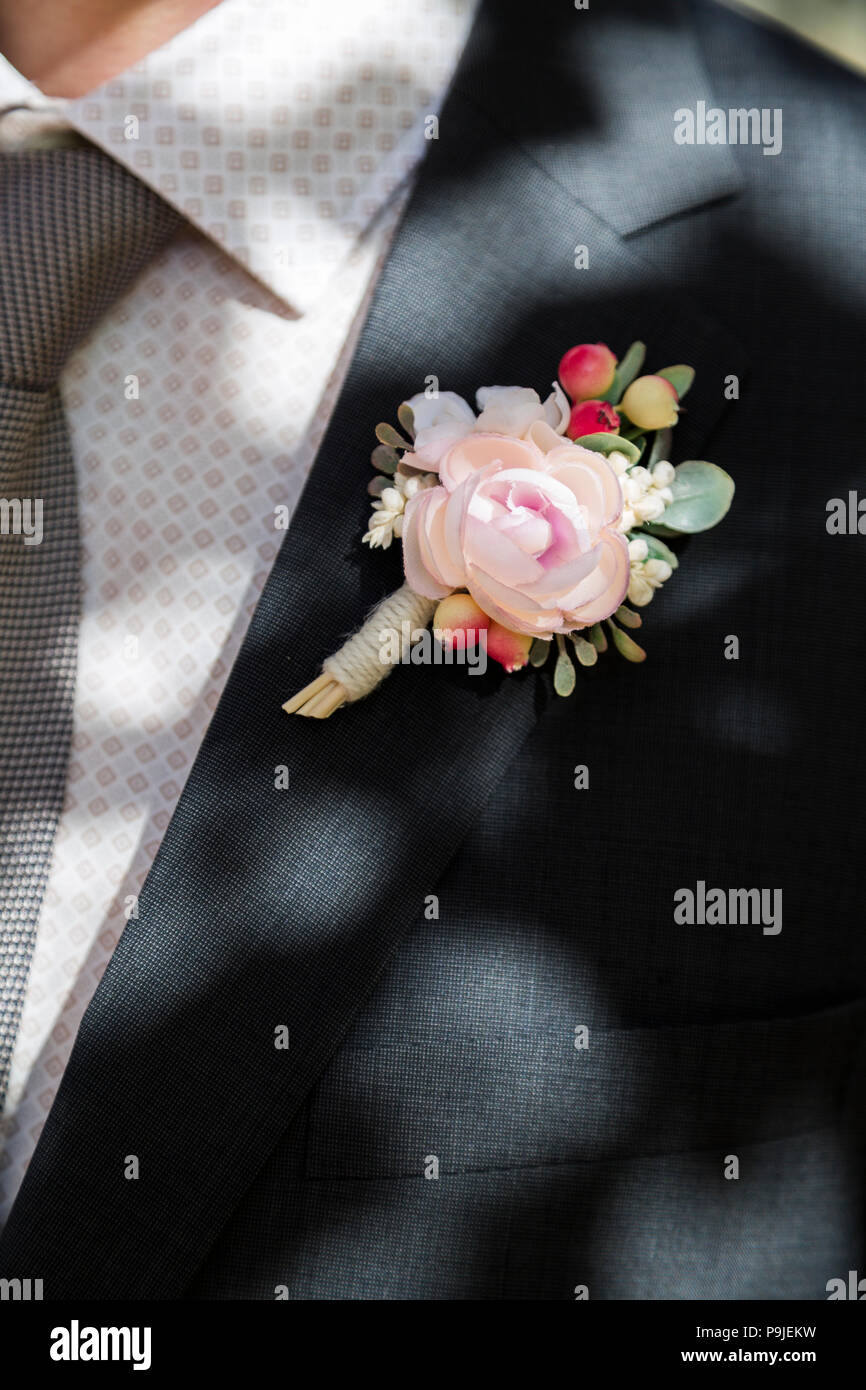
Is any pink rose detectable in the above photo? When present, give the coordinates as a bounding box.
[402,433,629,637]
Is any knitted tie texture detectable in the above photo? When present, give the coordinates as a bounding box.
[0,146,182,1110]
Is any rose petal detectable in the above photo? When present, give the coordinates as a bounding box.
[464,513,544,586]
[467,564,562,636]
[524,542,602,601]
[525,419,566,453]
[423,486,465,589]
[438,433,540,490]
[564,531,629,625]
[545,444,623,528]
[402,488,453,599]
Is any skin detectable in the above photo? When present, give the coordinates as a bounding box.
[0,0,223,97]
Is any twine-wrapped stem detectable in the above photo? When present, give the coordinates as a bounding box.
[283,583,438,718]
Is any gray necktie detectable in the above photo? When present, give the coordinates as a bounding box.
[0,143,182,1109]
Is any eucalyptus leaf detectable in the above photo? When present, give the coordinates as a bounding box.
[367,475,390,497]
[656,365,695,400]
[647,426,673,469]
[607,621,647,663]
[615,605,642,629]
[629,531,679,569]
[554,637,577,695]
[614,340,646,393]
[660,460,735,533]
[529,637,551,668]
[371,443,399,474]
[570,634,598,667]
[630,434,646,459]
[603,340,645,402]
[638,521,681,538]
[375,422,411,451]
[573,433,642,466]
[397,402,415,438]
[589,623,608,653]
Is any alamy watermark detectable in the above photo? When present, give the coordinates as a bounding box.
[50,1321,151,1371]
[675,101,782,157]
[0,1276,43,1300]
[379,622,487,676]
[674,880,782,935]
[0,498,43,545]
[826,492,866,534]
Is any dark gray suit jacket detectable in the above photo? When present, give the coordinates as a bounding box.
[1,0,864,1299]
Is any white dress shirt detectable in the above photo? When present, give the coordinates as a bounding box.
[0,0,475,1219]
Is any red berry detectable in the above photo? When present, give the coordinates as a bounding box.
[558,343,617,402]
[433,594,490,650]
[566,399,620,440]
[485,621,533,673]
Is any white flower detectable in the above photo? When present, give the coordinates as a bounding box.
[542,380,571,433]
[607,450,632,477]
[403,381,571,469]
[616,457,676,532]
[633,491,667,523]
[627,531,674,606]
[628,554,673,607]
[652,460,675,487]
[405,391,476,467]
[363,470,437,549]
[474,382,571,438]
[475,385,546,437]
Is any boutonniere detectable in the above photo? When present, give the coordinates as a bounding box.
[284,340,734,718]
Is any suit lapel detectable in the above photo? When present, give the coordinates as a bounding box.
[462,0,745,238]
[0,0,747,1296]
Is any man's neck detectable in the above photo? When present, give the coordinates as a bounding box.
[0,0,222,97]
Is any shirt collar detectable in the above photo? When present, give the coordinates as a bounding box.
[0,0,476,313]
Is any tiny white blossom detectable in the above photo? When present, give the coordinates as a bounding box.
[633,492,667,522]
[363,469,437,549]
[607,450,631,476]
[651,460,675,487]
[616,456,676,533]
[628,555,673,607]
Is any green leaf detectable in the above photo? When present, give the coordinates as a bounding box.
[554,635,577,695]
[397,402,415,438]
[603,340,645,402]
[615,605,642,629]
[529,637,551,668]
[371,443,398,474]
[647,426,673,469]
[570,634,598,666]
[656,365,695,400]
[607,621,646,663]
[615,340,646,394]
[629,531,679,569]
[660,460,735,533]
[375,422,411,451]
[573,433,642,466]
[589,622,608,653]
